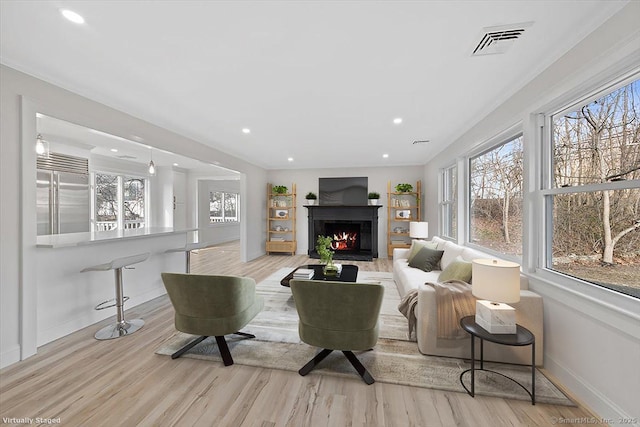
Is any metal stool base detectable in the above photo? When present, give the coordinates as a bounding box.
[95,319,144,340]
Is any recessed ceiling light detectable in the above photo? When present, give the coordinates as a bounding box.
[110,148,118,152]
[287,157,294,162]
[242,128,251,134]
[173,163,179,167]
[393,118,403,125]
[383,154,389,158]
[60,9,85,24]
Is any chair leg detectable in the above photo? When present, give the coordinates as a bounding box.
[171,335,208,359]
[215,336,234,366]
[233,331,256,339]
[299,348,333,376]
[343,351,375,385]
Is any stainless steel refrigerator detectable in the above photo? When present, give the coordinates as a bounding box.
[37,152,90,235]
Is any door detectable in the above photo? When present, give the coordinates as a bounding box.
[56,172,90,234]
[173,171,187,230]
[37,170,53,235]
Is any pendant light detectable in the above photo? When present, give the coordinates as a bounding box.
[35,134,49,157]
[148,148,156,175]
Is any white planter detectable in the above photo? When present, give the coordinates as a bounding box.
[368,199,379,205]
[306,199,316,205]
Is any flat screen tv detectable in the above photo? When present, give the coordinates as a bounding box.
[319,177,368,205]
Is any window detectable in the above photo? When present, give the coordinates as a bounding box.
[209,191,239,223]
[545,77,640,298]
[469,135,524,256]
[440,164,457,239]
[94,173,147,231]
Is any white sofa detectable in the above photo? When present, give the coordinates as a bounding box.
[393,237,544,365]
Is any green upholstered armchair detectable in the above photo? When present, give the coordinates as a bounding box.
[290,279,384,384]
[161,273,264,366]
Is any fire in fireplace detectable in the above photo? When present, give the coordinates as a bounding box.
[325,223,360,252]
[330,231,358,251]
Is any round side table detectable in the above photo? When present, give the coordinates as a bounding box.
[459,315,536,405]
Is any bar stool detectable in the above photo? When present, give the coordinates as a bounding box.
[165,242,212,273]
[81,252,150,340]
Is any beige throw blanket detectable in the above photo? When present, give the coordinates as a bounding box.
[398,289,419,341]
[428,280,475,339]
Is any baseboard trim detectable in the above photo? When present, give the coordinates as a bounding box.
[0,344,21,369]
[545,353,639,426]
[36,287,167,347]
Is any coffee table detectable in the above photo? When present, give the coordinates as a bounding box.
[280,264,359,287]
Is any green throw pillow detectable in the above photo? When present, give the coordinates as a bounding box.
[438,256,472,283]
[408,246,444,272]
[407,240,438,264]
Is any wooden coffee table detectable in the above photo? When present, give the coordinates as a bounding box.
[280,264,359,287]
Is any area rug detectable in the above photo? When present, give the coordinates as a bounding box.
[156,268,574,406]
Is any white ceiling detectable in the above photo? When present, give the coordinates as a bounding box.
[0,1,629,169]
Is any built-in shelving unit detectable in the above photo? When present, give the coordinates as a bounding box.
[386,180,421,258]
[266,183,297,255]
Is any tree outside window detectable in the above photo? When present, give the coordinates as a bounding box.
[210,191,239,222]
[469,135,524,257]
[95,173,146,231]
[547,78,640,298]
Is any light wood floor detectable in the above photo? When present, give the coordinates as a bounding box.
[0,241,600,427]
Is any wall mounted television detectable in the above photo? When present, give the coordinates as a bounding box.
[319,177,368,205]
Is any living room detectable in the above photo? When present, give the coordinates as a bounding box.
[1,1,639,426]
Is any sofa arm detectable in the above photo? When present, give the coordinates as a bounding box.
[415,285,544,365]
[393,248,410,260]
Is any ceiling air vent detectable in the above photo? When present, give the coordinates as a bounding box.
[117,155,137,160]
[472,22,533,56]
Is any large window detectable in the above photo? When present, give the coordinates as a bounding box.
[95,173,146,231]
[440,164,457,239]
[545,78,640,298]
[469,135,523,256]
[209,191,239,223]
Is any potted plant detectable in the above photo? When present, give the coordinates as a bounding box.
[272,185,288,195]
[316,235,339,276]
[395,183,413,193]
[367,192,380,205]
[305,192,317,205]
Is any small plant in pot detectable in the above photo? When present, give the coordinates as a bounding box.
[316,235,339,276]
[395,183,413,193]
[305,192,317,205]
[368,192,380,205]
[272,185,288,195]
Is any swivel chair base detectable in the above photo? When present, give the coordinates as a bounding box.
[95,318,145,340]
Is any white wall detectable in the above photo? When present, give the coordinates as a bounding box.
[0,65,267,368]
[424,2,640,422]
[268,165,424,258]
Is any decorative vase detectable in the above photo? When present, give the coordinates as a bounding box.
[323,262,339,276]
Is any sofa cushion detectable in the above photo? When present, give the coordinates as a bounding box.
[407,240,438,264]
[440,241,465,270]
[438,256,472,283]
[408,247,444,272]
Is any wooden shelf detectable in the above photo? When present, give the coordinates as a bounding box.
[387,180,421,259]
[267,183,297,255]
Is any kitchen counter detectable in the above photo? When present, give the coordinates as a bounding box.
[36,227,198,248]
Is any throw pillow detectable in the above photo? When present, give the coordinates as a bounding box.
[438,256,472,283]
[408,246,444,272]
[407,240,438,264]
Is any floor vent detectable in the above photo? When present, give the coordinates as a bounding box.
[472,22,533,56]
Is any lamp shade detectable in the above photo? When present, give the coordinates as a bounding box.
[472,259,520,304]
[409,221,429,239]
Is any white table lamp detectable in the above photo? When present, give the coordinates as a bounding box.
[409,221,429,240]
[472,259,521,334]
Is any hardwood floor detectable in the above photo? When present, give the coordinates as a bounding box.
[1,241,600,426]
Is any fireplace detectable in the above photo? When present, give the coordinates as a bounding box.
[306,205,381,261]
